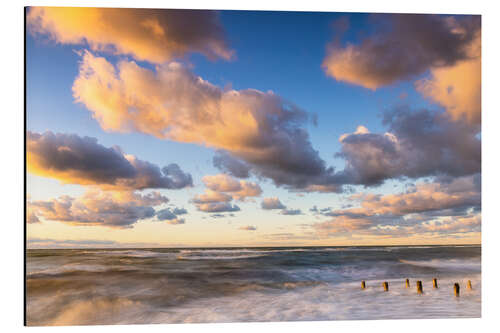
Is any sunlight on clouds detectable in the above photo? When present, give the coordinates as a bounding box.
[415,33,481,125]
[311,175,480,239]
[322,14,480,90]
[28,190,169,229]
[73,51,338,191]
[27,7,233,63]
[192,174,262,213]
[27,131,193,191]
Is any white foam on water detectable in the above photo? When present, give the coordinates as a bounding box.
[399,258,481,271]
[27,263,109,276]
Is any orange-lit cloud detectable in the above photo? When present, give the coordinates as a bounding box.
[314,216,372,234]
[28,190,169,228]
[192,174,262,214]
[192,190,233,204]
[27,7,233,63]
[355,176,480,216]
[260,197,301,215]
[311,174,480,236]
[202,174,262,201]
[72,51,339,192]
[261,197,286,210]
[27,131,192,190]
[417,214,480,234]
[415,33,481,125]
[322,14,480,90]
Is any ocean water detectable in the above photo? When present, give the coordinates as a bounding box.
[26,245,481,326]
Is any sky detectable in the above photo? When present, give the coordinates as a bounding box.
[25,7,481,248]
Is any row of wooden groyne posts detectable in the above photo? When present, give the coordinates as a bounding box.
[361,278,473,296]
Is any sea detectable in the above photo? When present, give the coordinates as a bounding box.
[26,245,481,326]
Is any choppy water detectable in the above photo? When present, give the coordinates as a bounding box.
[26,245,481,326]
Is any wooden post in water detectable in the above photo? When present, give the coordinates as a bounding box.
[467,280,472,290]
[433,278,438,289]
[383,281,389,292]
[416,280,423,294]
[361,281,366,289]
[454,283,460,297]
[406,278,410,288]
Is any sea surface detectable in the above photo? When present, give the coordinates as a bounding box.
[26,245,481,326]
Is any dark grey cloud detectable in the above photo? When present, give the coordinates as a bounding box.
[160,164,194,190]
[156,207,187,224]
[207,100,341,192]
[323,14,481,89]
[27,131,193,190]
[213,150,251,178]
[156,209,176,220]
[334,107,481,186]
[172,207,188,215]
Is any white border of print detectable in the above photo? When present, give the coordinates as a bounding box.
[2,0,498,332]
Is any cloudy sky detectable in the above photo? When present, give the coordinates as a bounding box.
[26,7,481,248]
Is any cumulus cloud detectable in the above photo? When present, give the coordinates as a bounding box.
[195,202,241,213]
[261,197,286,210]
[156,208,186,225]
[280,209,303,216]
[27,7,233,63]
[172,207,188,215]
[312,174,480,236]
[239,225,257,231]
[27,131,192,190]
[415,33,481,125]
[260,197,302,215]
[415,214,480,234]
[72,51,340,192]
[192,190,232,204]
[28,190,169,228]
[334,108,480,186]
[323,14,480,90]
[192,174,260,213]
[202,174,262,201]
[213,150,251,178]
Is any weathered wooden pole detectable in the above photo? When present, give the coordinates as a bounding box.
[454,283,460,297]
[416,280,423,294]
[383,281,389,291]
[406,278,410,288]
[433,278,438,289]
[467,280,472,290]
[361,280,366,289]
